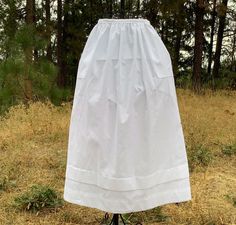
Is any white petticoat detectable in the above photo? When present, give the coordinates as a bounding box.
[63,18,192,214]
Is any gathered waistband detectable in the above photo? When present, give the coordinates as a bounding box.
[98,18,150,24]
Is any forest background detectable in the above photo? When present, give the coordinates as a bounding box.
[0,0,236,113]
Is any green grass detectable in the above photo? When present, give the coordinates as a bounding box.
[221,143,236,156]
[13,184,64,213]
[188,144,213,172]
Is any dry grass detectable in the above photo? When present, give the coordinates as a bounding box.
[0,89,235,225]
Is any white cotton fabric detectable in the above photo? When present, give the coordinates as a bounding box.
[63,18,192,213]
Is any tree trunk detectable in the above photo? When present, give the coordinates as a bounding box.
[32,0,38,60]
[136,0,140,17]
[230,28,236,71]
[212,0,228,89]
[61,0,70,87]
[192,0,205,94]
[173,2,184,78]
[207,0,217,76]
[107,0,113,18]
[56,0,65,87]
[25,0,34,101]
[120,0,125,18]
[45,0,52,61]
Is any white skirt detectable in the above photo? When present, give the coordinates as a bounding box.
[63,18,192,214]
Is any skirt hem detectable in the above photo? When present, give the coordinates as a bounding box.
[63,177,192,214]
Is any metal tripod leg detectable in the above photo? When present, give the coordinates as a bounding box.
[108,213,128,225]
[103,212,142,225]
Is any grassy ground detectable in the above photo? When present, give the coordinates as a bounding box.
[0,89,235,225]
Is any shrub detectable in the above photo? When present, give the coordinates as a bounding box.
[0,176,8,192]
[188,144,213,171]
[0,176,17,193]
[221,143,236,156]
[13,184,63,213]
[225,194,236,207]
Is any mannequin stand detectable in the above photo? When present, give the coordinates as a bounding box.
[101,203,180,224]
[109,214,126,225]
[102,212,142,225]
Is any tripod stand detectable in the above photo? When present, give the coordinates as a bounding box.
[102,212,142,225]
[109,214,126,225]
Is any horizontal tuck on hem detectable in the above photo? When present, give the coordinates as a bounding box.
[65,163,190,191]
